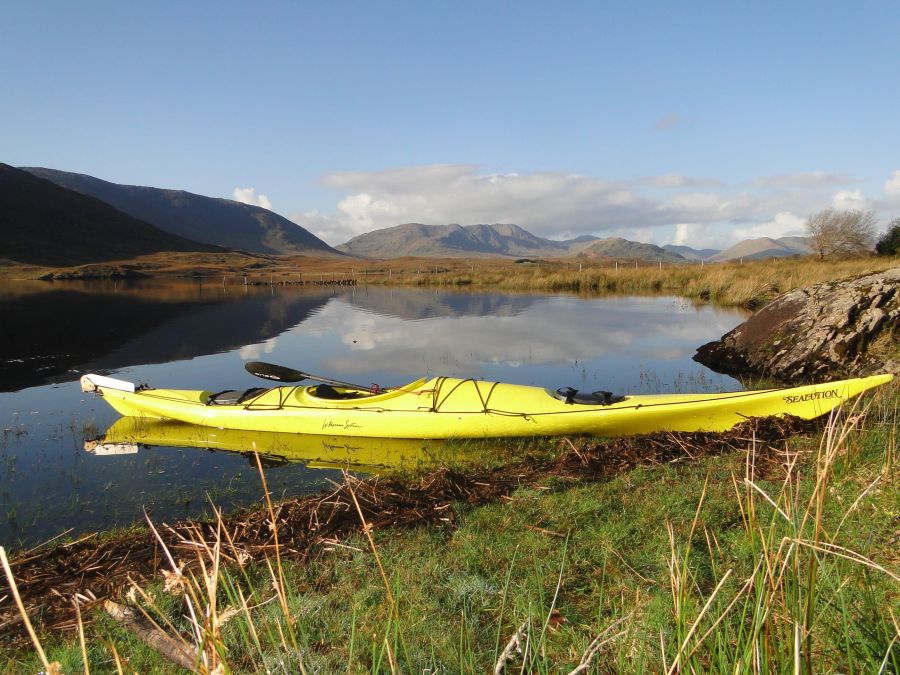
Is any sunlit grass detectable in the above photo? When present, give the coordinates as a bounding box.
[376,256,898,307]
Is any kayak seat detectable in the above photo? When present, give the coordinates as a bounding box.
[206,388,268,406]
[313,384,367,400]
[551,387,626,406]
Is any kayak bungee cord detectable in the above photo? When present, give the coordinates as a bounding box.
[431,377,501,414]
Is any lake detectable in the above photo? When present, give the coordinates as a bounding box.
[0,280,747,548]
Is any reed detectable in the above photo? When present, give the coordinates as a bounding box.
[660,395,900,672]
[373,256,898,308]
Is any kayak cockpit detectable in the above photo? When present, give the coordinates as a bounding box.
[206,387,269,405]
[310,384,371,400]
[298,377,429,406]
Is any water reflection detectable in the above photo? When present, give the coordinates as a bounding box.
[89,417,475,474]
[0,280,336,392]
[343,287,542,320]
[315,291,743,391]
[0,280,748,548]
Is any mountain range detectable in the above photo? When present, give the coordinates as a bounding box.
[23,167,337,256]
[662,244,721,261]
[2,164,815,267]
[337,223,697,261]
[338,223,572,258]
[337,222,813,262]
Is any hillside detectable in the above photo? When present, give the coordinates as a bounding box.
[708,236,812,262]
[577,237,688,263]
[662,244,720,261]
[23,167,338,256]
[337,223,571,258]
[0,164,220,266]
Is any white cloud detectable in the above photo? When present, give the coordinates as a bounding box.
[239,337,278,360]
[831,189,872,212]
[286,163,881,249]
[232,187,273,210]
[884,170,900,204]
[730,212,806,242]
[673,223,719,246]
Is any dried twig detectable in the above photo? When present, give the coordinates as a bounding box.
[566,612,633,674]
[102,599,197,671]
[494,620,528,674]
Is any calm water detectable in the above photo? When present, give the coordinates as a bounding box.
[0,280,747,548]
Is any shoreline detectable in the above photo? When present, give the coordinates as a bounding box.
[2,254,897,310]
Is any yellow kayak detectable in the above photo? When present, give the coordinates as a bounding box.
[86,417,475,473]
[80,371,893,439]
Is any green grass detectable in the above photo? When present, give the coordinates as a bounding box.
[3,383,898,673]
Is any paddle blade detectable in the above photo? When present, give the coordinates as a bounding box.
[245,361,307,383]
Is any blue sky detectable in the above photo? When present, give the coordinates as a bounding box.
[3,1,899,248]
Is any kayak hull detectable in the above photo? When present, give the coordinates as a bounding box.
[81,373,894,439]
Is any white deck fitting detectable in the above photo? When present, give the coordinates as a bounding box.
[81,374,137,393]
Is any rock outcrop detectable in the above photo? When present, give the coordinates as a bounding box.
[694,268,900,382]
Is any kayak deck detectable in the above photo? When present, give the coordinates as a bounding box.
[81,372,894,439]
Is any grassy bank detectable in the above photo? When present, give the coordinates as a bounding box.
[5,254,897,309]
[372,256,899,308]
[2,381,897,673]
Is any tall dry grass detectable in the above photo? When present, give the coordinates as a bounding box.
[663,399,900,672]
[376,256,898,307]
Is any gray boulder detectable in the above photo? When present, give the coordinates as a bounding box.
[694,268,900,382]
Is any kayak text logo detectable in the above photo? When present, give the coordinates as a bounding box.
[322,419,363,431]
[783,390,840,404]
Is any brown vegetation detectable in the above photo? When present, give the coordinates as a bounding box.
[3,252,897,309]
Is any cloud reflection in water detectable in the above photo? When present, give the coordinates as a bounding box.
[256,290,746,392]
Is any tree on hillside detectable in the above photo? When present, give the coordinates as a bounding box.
[805,208,877,259]
[875,217,900,255]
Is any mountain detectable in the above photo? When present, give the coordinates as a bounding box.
[708,236,812,262]
[577,238,688,263]
[338,223,699,262]
[775,236,813,253]
[561,235,600,255]
[22,167,338,256]
[0,164,220,266]
[662,244,720,261]
[337,223,572,258]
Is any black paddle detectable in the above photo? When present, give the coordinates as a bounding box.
[244,361,386,392]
